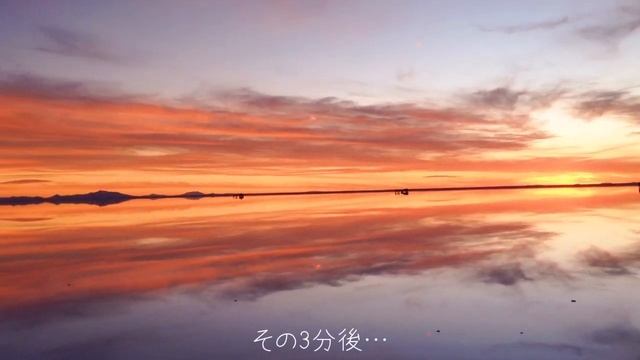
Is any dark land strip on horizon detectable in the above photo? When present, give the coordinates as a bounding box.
[0,182,638,207]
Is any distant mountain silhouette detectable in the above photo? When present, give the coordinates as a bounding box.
[0,196,46,206]
[181,191,206,199]
[0,182,637,207]
[49,190,133,206]
[0,191,133,207]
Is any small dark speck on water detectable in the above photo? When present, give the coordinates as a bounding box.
[436,330,440,333]
[67,283,71,287]
[234,299,238,302]
[571,299,576,303]
[520,331,524,335]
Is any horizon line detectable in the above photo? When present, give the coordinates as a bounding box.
[1,181,639,207]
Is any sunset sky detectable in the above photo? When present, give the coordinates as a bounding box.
[1,0,639,196]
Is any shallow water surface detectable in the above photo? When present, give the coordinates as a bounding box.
[1,189,639,359]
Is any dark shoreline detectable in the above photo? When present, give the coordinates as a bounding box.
[1,182,638,207]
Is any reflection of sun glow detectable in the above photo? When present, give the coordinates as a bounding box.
[532,188,594,197]
[129,146,186,157]
[135,237,185,246]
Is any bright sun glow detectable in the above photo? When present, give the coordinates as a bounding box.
[526,172,599,185]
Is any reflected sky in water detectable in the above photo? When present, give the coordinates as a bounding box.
[1,189,639,359]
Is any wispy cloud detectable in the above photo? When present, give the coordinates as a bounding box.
[396,67,415,82]
[478,16,570,34]
[476,259,571,287]
[464,86,565,111]
[0,72,147,102]
[579,246,632,276]
[35,26,126,64]
[0,179,50,185]
[589,323,640,347]
[478,263,532,286]
[573,90,640,122]
[492,341,583,357]
[466,87,527,111]
[576,5,640,47]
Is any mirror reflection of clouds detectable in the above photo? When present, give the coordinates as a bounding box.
[1,190,640,358]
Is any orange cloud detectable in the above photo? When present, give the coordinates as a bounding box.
[0,75,638,197]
